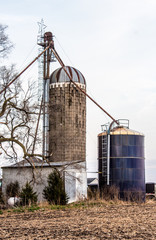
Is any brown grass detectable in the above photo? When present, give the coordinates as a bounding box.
[0,199,156,239]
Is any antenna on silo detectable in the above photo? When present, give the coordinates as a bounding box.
[37,19,47,101]
[37,19,56,158]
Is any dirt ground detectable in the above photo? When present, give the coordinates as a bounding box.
[0,202,156,240]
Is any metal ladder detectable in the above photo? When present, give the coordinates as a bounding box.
[102,134,108,181]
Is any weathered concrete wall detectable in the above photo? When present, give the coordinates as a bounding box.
[49,82,86,162]
[2,162,87,203]
[2,166,53,202]
[65,171,87,203]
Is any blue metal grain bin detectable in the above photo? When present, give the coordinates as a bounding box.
[98,120,145,200]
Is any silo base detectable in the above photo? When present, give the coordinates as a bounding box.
[99,184,145,202]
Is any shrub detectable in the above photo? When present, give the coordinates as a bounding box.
[0,189,4,205]
[6,181,20,198]
[43,169,68,205]
[101,185,119,201]
[123,189,145,203]
[87,187,100,200]
[20,182,37,206]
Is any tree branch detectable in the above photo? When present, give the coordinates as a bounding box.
[0,96,14,117]
[0,138,43,159]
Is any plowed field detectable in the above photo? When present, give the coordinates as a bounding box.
[0,202,156,239]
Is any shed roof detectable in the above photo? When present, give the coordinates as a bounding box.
[87,178,98,186]
[2,158,84,169]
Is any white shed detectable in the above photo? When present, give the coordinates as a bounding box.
[2,158,87,203]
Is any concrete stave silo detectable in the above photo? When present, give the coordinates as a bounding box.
[49,66,87,202]
[49,66,86,163]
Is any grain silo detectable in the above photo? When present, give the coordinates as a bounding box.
[98,120,145,200]
[49,66,86,163]
[49,66,87,202]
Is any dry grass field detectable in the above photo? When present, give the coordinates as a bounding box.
[0,200,156,239]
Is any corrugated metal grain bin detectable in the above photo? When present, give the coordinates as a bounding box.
[98,122,145,200]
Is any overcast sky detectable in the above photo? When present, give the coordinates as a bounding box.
[0,0,156,182]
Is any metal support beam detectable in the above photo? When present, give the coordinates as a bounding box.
[0,46,50,95]
[51,47,119,125]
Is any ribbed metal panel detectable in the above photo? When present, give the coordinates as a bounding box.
[98,127,145,200]
[50,66,86,85]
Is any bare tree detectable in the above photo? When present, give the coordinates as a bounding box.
[0,24,43,164]
[0,24,13,59]
[0,65,43,162]
[0,24,84,169]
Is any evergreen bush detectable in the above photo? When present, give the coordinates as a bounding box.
[0,189,4,204]
[6,181,20,197]
[20,182,37,206]
[43,169,68,205]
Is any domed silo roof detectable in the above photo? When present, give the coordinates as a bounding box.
[50,66,86,85]
[110,126,144,135]
[98,126,144,136]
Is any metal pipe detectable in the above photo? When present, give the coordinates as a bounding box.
[106,120,118,185]
[42,80,46,156]
[0,45,50,95]
[43,78,50,157]
[51,47,119,125]
[42,35,52,157]
[107,133,110,185]
[32,97,43,154]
